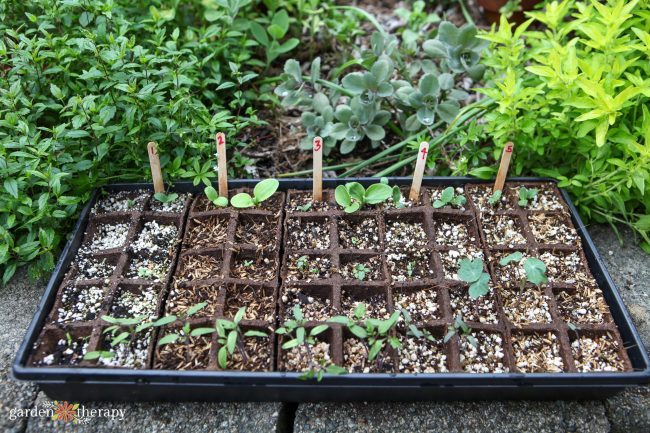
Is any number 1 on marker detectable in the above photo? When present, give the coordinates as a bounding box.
[216,132,228,198]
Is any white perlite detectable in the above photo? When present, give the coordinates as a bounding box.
[89,223,130,251]
[57,285,105,323]
[130,220,178,255]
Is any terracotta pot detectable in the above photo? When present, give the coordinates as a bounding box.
[477,0,542,24]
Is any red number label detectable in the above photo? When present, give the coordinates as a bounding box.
[314,138,322,152]
[420,146,428,160]
[217,134,225,146]
[506,144,513,153]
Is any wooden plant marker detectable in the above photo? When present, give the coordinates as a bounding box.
[147,141,164,194]
[313,136,323,202]
[216,132,228,198]
[493,141,514,192]
[409,141,429,201]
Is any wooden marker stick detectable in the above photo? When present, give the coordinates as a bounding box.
[409,141,429,201]
[493,141,514,192]
[147,142,164,194]
[313,136,323,202]
[215,132,228,198]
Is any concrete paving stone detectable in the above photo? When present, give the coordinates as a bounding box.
[24,392,281,433]
[293,400,610,433]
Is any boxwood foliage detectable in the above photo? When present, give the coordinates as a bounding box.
[0,0,300,284]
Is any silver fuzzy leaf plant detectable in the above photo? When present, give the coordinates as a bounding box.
[275,21,487,155]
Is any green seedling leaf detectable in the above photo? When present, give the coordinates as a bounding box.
[344,202,361,213]
[368,340,383,361]
[157,334,179,345]
[154,192,178,203]
[253,179,279,203]
[499,252,523,266]
[282,338,301,350]
[488,190,502,206]
[153,316,177,327]
[310,324,329,336]
[244,330,268,338]
[347,182,365,202]
[231,193,255,208]
[440,187,454,203]
[218,346,228,368]
[335,185,351,207]
[191,327,216,336]
[187,302,208,317]
[468,273,490,299]
[204,186,228,207]
[234,306,246,323]
[227,330,237,353]
[354,302,366,320]
[523,257,548,285]
[364,183,392,204]
[111,332,129,346]
[457,258,484,283]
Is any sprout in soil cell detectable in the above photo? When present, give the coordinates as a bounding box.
[276,305,346,381]
[406,261,416,278]
[352,263,371,281]
[204,186,228,207]
[433,187,466,208]
[457,258,491,299]
[156,302,209,346]
[230,179,279,208]
[487,190,502,206]
[499,252,548,288]
[154,192,178,203]
[381,177,405,208]
[444,314,477,348]
[297,202,312,212]
[518,186,538,207]
[330,303,402,370]
[335,181,393,213]
[401,308,438,343]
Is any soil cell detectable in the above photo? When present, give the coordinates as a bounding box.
[440,245,484,280]
[286,254,332,281]
[125,255,170,282]
[468,185,514,213]
[286,217,330,250]
[398,333,448,373]
[225,336,272,372]
[55,284,106,323]
[281,287,332,322]
[385,219,428,251]
[281,339,332,372]
[340,255,384,282]
[130,220,179,260]
[481,215,527,247]
[387,250,434,282]
[224,284,275,322]
[539,250,584,284]
[449,287,498,324]
[433,219,475,246]
[92,190,148,214]
[109,285,159,319]
[32,330,90,366]
[236,215,279,248]
[459,331,508,373]
[286,191,334,212]
[177,253,223,281]
[501,287,552,325]
[570,333,625,372]
[154,332,212,370]
[340,289,390,320]
[165,283,222,319]
[72,254,117,281]
[393,287,440,323]
[556,284,612,325]
[528,213,579,245]
[231,252,277,282]
[512,331,564,373]
[148,193,190,213]
[489,250,532,286]
[430,186,468,210]
[185,216,229,248]
[98,330,151,369]
[88,222,130,251]
[517,186,564,211]
[338,217,381,250]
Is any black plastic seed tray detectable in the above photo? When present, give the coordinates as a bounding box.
[12,178,650,401]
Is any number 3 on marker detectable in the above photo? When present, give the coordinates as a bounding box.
[313,137,322,152]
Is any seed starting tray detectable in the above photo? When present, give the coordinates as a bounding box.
[13,178,650,401]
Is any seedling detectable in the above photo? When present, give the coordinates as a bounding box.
[296,255,309,271]
[156,302,209,346]
[243,259,254,268]
[499,253,548,287]
[230,179,279,208]
[350,236,360,246]
[352,263,370,281]
[487,190,502,206]
[457,258,490,299]
[444,314,477,348]
[204,186,228,207]
[433,187,466,208]
[334,181,392,213]
[214,308,268,369]
[297,202,312,212]
[154,192,178,203]
[518,187,538,207]
[276,305,345,381]
[381,177,404,208]
[406,261,416,278]
[137,266,155,279]
[330,303,402,370]
[400,309,438,343]
[126,199,136,209]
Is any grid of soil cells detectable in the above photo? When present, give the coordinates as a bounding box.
[29,183,633,375]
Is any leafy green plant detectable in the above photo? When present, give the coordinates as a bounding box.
[335,182,393,213]
[444,314,477,348]
[276,20,487,154]
[517,187,538,207]
[204,186,229,207]
[230,179,279,208]
[211,307,268,369]
[488,190,503,206]
[499,252,548,286]
[156,302,209,346]
[457,258,491,298]
[154,192,178,204]
[477,1,650,252]
[330,303,402,369]
[249,9,300,67]
[433,186,467,208]
[352,263,370,281]
[276,305,345,381]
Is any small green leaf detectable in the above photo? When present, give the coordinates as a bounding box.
[253,179,279,203]
[523,257,548,285]
[499,252,523,266]
[468,273,490,299]
[231,193,255,208]
[335,185,351,207]
[157,334,179,345]
[457,258,483,283]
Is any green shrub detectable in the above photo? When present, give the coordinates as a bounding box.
[476,0,650,251]
[0,0,303,284]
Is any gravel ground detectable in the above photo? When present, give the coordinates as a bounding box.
[0,225,647,432]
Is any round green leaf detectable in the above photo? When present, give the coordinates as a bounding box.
[335,185,351,207]
[230,193,255,208]
[364,183,392,204]
[253,179,279,203]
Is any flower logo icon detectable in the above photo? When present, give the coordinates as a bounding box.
[52,401,79,423]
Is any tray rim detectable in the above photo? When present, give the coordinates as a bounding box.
[12,177,650,386]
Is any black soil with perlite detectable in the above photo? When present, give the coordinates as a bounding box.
[27,182,632,374]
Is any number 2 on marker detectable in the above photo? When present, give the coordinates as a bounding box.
[217,133,225,146]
